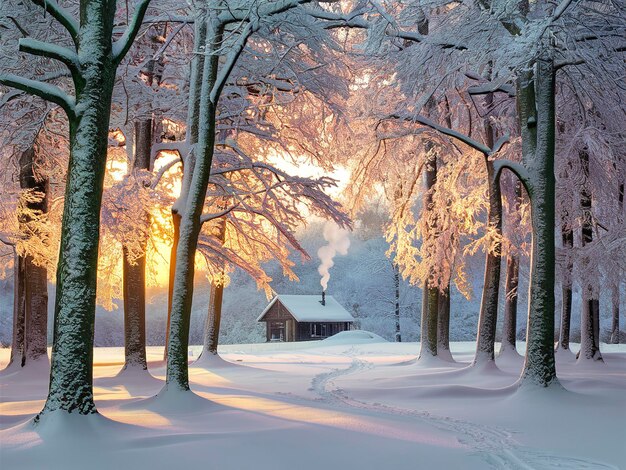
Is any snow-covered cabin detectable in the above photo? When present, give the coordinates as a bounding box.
[257,294,355,342]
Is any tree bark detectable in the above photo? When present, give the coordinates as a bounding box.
[473,75,503,366]
[437,285,453,361]
[516,57,558,387]
[609,182,623,344]
[419,152,439,360]
[499,254,520,356]
[200,281,224,357]
[7,253,25,369]
[163,12,206,361]
[24,255,48,363]
[164,17,224,391]
[609,284,620,344]
[40,6,119,416]
[122,246,148,371]
[474,161,502,365]
[164,211,180,359]
[420,281,439,359]
[577,149,603,362]
[394,263,401,342]
[200,218,226,357]
[121,119,152,372]
[21,147,50,363]
[557,218,574,351]
[6,146,50,371]
[499,182,522,357]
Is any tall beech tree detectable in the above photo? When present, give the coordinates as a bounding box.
[14,147,50,369]
[577,148,603,362]
[418,150,439,361]
[0,145,51,373]
[0,0,152,416]
[499,181,524,359]
[357,0,623,386]
[159,0,365,395]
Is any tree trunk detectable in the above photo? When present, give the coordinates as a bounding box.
[394,263,401,342]
[21,147,49,365]
[164,19,224,392]
[7,253,25,370]
[610,284,620,344]
[474,161,502,365]
[200,281,224,357]
[5,146,50,371]
[24,255,49,363]
[163,12,206,361]
[499,254,519,357]
[121,119,152,372]
[499,181,522,357]
[473,72,504,366]
[164,211,180,359]
[557,220,573,351]
[517,57,558,387]
[577,149,603,362]
[414,10,440,361]
[419,282,439,359]
[39,38,117,416]
[609,182,623,344]
[200,217,226,358]
[122,247,148,371]
[418,153,438,360]
[437,285,453,361]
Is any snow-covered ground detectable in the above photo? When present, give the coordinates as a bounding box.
[1,339,625,469]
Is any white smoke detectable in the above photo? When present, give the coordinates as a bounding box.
[317,221,350,291]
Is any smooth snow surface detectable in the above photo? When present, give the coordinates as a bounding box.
[1,341,624,469]
[257,294,355,322]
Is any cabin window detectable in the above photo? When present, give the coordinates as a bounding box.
[270,322,285,341]
[310,323,327,337]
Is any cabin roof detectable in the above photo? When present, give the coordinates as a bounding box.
[257,295,355,323]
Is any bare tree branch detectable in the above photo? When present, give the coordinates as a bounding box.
[0,74,75,119]
[112,0,153,64]
[199,204,240,224]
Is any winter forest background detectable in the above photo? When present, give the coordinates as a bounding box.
[1,214,621,347]
[0,1,625,467]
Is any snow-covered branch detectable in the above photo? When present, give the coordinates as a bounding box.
[306,6,369,28]
[493,160,532,194]
[0,70,70,107]
[112,0,153,65]
[467,82,515,97]
[199,203,240,224]
[31,0,79,46]
[210,24,255,104]
[151,140,189,161]
[0,74,75,119]
[308,6,466,50]
[218,0,329,25]
[18,38,81,82]
[150,158,181,190]
[388,112,508,156]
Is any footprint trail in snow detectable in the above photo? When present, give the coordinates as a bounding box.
[307,353,617,470]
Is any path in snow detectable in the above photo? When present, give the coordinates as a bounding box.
[307,349,618,470]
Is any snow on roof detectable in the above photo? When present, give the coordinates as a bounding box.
[257,294,355,323]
